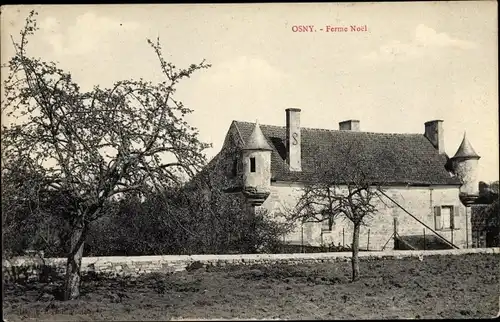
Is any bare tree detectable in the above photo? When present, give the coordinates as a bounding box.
[1,166,73,258]
[1,11,211,299]
[1,165,50,258]
[287,139,388,281]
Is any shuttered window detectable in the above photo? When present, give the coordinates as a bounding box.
[321,216,332,231]
[434,206,442,230]
[453,206,460,229]
[441,206,451,229]
[450,207,455,229]
[434,205,458,230]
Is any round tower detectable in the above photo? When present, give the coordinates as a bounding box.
[241,120,273,206]
[450,132,481,206]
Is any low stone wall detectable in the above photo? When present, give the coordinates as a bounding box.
[4,248,499,282]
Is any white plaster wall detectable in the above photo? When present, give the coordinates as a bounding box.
[260,182,471,250]
[453,159,480,196]
[242,150,272,192]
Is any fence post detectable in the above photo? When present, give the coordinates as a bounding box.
[423,228,426,250]
[393,217,398,249]
[367,229,370,251]
[342,228,345,247]
[301,223,304,253]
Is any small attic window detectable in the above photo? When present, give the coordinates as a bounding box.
[250,157,256,173]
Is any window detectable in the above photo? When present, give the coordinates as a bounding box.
[231,159,238,177]
[434,205,458,230]
[250,157,256,173]
[321,214,333,231]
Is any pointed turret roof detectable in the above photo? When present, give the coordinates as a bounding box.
[243,120,273,151]
[452,132,480,159]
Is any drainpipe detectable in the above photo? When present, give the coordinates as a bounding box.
[465,206,469,248]
[301,222,304,253]
[429,188,434,221]
[429,188,433,250]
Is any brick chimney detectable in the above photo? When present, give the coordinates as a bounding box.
[339,120,360,131]
[424,120,445,154]
[286,108,302,171]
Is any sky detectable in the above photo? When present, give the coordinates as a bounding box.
[1,2,498,182]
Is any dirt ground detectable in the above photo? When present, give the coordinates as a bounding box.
[3,253,499,320]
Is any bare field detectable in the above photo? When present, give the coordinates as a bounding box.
[3,253,499,320]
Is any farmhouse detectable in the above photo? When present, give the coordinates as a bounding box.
[209,108,483,251]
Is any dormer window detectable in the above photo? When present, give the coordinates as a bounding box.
[250,157,256,173]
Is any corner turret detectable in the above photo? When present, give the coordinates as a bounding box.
[450,132,481,205]
[241,121,273,206]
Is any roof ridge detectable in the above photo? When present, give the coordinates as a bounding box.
[233,120,425,136]
[231,120,246,146]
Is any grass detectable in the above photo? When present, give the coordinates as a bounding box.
[3,253,499,320]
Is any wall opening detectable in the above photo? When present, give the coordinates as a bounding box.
[250,157,256,173]
[434,205,456,230]
[232,159,238,177]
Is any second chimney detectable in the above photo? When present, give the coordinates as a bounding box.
[339,120,360,131]
[424,120,445,154]
[286,108,302,171]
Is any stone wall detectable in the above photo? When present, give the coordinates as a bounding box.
[4,248,498,282]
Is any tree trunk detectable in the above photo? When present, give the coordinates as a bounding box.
[245,204,257,253]
[351,223,360,282]
[63,223,86,300]
[242,220,256,254]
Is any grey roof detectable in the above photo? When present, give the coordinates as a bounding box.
[242,121,273,151]
[452,132,480,159]
[233,121,461,186]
